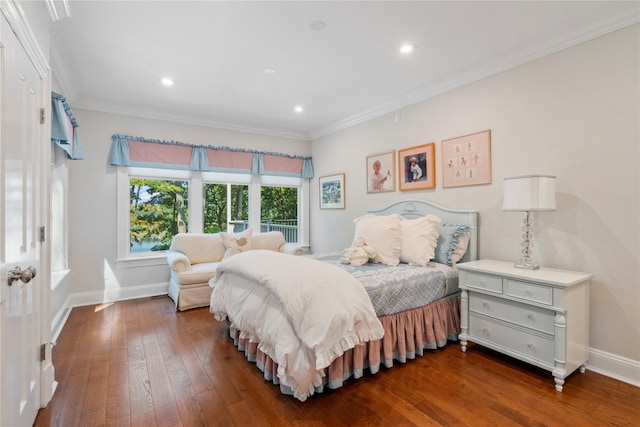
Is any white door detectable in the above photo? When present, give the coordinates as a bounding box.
[1,13,45,427]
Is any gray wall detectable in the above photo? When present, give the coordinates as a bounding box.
[310,24,639,371]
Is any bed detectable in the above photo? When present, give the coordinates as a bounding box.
[210,199,478,401]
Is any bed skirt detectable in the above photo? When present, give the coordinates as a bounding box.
[227,293,461,397]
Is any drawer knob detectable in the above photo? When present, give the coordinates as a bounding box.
[527,343,536,353]
[483,302,490,309]
[527,314,535,321]
[482,328,490,336]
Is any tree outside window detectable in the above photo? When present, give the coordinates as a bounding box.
[203,183,248,233]
[260,186,298,242]
[129,178,188,253]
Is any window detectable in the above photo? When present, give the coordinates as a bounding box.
[117,168,309,266]
[203,183,248,233]
[130,178,189,253]
[260,186,298,243]
[51,146,69,288]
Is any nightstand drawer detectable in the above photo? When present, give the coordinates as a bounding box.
[505,279,553,305]
[469,293,555,335]
[464,272,503,294]
[469,314,555,366]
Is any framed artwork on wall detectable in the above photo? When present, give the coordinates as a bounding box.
[319,173,345,209]
[366,150,395,193]
[398,143,436,191]
[442,129,492,188]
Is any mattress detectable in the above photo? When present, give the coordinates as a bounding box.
[308,251,459,316]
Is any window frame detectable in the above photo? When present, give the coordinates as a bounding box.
[50,145,70,289]
[116,167,309,267]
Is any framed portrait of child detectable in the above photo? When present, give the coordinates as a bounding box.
[398,143,435,191]
[366,150,395,193]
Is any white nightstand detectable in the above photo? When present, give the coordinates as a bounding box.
[457,259,592,391]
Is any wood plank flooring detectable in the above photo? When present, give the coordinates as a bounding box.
[35,296,640,426]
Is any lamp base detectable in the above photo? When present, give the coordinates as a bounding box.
[514,211,540,270]
[514,261,540,270]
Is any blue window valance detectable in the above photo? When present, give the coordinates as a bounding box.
[51,92,84,160]
[108,134,314,179]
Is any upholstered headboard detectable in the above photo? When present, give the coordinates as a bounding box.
[367,199,478,263]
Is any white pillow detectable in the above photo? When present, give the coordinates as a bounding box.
[352,214,402,266]
[399,214,443,266]
[220,227,253,260]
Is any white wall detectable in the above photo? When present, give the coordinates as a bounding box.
[66,111,310,303]
[310,24,639,376]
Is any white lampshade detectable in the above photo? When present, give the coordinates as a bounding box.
[503,175,556,212]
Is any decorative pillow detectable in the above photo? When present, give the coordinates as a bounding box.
[449,231,471,264]
[399,214,442,266]
[220,228,253,260]
[352,214,402,266]
[433,224,470,266]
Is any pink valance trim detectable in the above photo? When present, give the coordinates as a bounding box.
[129,139,193,165]
[263,154,304,174]
[206,148,253,169]
[109,134,314,178]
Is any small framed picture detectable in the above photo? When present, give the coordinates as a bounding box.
[442,129,492,188]
[366,150,395,193]
[319,173,345,209]
[398,143,436,191]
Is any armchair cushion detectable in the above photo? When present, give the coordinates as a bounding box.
[169,233,226,265]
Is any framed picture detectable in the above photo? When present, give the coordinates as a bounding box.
[398,143,436,191]
[442,129,492,188]
[366,150,395,193]
[319,173,345,209]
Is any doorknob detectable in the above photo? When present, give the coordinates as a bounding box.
[7,266,36,286]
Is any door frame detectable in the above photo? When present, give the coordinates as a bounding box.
[0,0,55,410]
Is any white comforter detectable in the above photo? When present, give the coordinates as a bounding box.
[210,250,384,401]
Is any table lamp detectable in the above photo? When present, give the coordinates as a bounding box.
[503,175,556,269]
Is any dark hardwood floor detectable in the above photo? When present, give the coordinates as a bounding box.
[35,296,639,427]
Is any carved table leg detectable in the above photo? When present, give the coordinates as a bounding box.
[460,290,469,352]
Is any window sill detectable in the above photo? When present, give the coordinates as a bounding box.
[115,254,168,269]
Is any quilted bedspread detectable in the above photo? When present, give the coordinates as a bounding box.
[309,251,459,316]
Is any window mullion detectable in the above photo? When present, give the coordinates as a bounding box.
[190,173,203,233]
[249,174,261,231]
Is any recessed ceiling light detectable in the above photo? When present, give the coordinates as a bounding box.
[263,67,276,75]
[160,77,174,86]
[294,106,304,113]
[310,20,326,31]
[399,43,417,54]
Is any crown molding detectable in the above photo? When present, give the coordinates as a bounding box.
[71,99,312,142]
[310,12,640,140]
[49,41,75,98]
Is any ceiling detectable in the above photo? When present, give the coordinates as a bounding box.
[49,1,639,141]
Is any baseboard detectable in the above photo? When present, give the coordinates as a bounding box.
[67,282,169,308]
[51,297,72,342]
[587,347,640,388]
